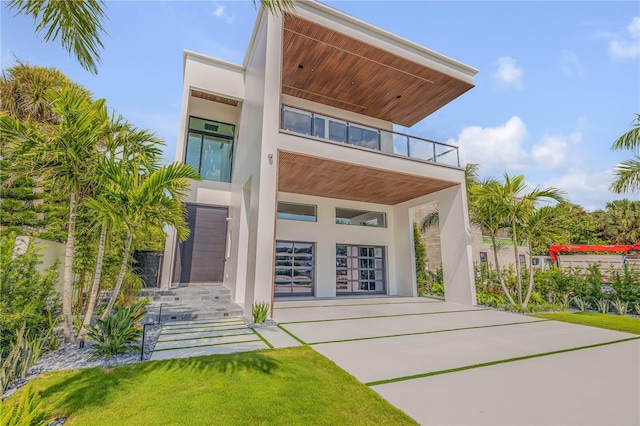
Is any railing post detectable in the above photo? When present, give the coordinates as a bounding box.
[432,142,437,163]
[456,148,460,167]
[406,136,411,157]
[346,122,350,145]
[377,130,381,151]
[310,111,314,136]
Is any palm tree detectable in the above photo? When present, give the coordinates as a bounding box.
[8,0,294,75]
[78,121,164,338]
[518,206,562,307]
[476,174,566,305]
[611,114,640,194]
[419,163,479,232]
[0,61,90,124]
[0,86,108,340]
[99,161,200,319]
[469,178,516,306]
[602,199,640,244]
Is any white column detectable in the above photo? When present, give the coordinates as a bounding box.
[437,185,476,305]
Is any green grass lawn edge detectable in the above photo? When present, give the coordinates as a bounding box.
[6,346,417,426]
[530,312,640,335]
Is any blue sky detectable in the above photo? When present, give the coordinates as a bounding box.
[2,1,639,210]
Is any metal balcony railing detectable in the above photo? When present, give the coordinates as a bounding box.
[280,105,460,167]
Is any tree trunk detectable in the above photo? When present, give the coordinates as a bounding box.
[522,243,535,308]
[512,224,523,305]
[491,236,516,306]
[78,222,107,339]
[101,231,132,319]
[62,192,77,342]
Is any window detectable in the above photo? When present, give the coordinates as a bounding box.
[336,208,386,228]
[185,117,235,182]
[336,245,385,294]
[519,254,526,264]
[274,241,314,296]
[479,251,488,263]
[277,202,316,222]
[532,258,540,266]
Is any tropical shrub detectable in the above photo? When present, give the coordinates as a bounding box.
[0,324,47,393]
[0,235,60,355]
[611,299,629,316]
[609,264,640,304]
[476,290,508,308]
[252,301,270,324]
[86,299,147,360]
[572,296,590,312]
[595,299,610,314]
[0,382,49,426]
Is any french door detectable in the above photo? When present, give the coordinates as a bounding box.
[336,245,386,294]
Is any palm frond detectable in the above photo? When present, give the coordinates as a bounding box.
[610,156,640,193]
[9,0,107,74]
[611,114,640,153]
[253,0,295,15]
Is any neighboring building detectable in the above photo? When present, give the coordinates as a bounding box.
[160,1,479,313]
[414,205,530,272]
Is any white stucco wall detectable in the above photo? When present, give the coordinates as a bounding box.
[275,192,395,298]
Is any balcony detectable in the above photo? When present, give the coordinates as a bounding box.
[280,106,460,168]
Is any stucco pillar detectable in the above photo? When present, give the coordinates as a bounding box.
[437,185,476,305]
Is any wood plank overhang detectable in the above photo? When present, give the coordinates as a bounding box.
[282,16,474,127]
[277,151,458,205]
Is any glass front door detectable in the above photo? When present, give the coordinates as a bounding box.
[274,241,314,296]
[336,245,386,294]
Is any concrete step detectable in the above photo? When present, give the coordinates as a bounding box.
[144,303,244,323]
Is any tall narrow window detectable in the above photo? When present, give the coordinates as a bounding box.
[185,117,235,182]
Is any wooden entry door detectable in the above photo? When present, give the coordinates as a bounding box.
[173,204,228,283]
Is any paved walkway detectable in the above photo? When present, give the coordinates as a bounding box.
[274,297,640,425]
[150,317,300,361]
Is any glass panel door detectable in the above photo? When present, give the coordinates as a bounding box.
[274,241,314,296]
[336,245,385,294]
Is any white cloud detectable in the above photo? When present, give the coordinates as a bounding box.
[452,116,528,172]
[492,56,524,89]
[213,5,235,24]
[531,131,582,170]
[451,117,583,173]
[561,51,586,78]
[609,16,640,59]
[544,169,617,211]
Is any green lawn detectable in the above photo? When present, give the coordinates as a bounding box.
[16,346,416,425]
[531,312,640,335]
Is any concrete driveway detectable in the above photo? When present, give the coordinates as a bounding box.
[273,297,640,425]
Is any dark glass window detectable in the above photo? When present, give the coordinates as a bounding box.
[185,117,234,182]
[336,208,386,228]
[277,202,317,222]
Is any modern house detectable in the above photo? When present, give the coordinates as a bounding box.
[160,1,479,314]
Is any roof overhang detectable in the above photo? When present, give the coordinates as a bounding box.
[277,151,458,205]
[281,14,476,127]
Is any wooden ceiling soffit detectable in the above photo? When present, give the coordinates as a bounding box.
[277,151,458,205]
[191,90,239,107]
[282,16,474,127]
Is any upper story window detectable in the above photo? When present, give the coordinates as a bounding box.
[185,117,235,182]
[277,202,317,222]
[336,208,386,228]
